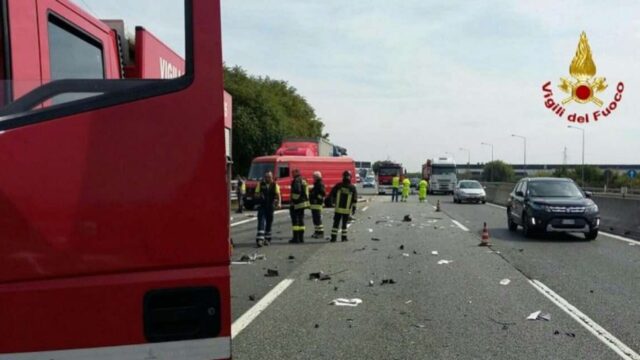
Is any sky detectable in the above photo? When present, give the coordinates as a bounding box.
[80,1,640,171]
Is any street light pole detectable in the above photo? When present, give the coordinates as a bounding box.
[459,147,470,176]
[568,126,585,186]
[511,134,527,177]
[481,142,494,182]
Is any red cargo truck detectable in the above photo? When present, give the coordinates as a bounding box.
[244,155,356,208]
[0,0,231,358]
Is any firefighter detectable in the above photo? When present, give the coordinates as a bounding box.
[401,177,411,202]
[391,174,400,202]
[310,171,326,239]
[255,171,281,247]
[329,171,358,242]
[418,178,428,203]
[236,175,246,213]
[289,169,309,243]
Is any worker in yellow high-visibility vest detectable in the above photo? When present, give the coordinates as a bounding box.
[418,178,428,203]
[401,177,411,202]
[391,175,400,202]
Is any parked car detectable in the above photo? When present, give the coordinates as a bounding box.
[453,180,486,204]
[363,175,376,188]
[506,178,600,240]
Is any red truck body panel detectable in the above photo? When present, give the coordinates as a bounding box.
[124,27,185,79]
[0,0,230,357]
[246,155,356,204]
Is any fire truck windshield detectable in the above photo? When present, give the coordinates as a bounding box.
[378,167,400,176]
[248,162,275,180]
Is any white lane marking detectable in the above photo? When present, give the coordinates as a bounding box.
[0,337,231,360]
[529,279,640,360]
[362,206,369,212]
[451,219,469,232]
[232,278,294,339]
[486,202,507,210]
[601,231,640,246]
[486,203,640,245]
[230,210,287,227]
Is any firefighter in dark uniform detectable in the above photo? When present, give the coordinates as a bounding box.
[310,171,326,238]
[329,170,358,242]
[255,171,281,247]
[289,169,309,243]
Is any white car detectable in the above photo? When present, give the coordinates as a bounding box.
[453,180,486,204]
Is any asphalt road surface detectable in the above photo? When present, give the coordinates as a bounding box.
[229,188,640,359]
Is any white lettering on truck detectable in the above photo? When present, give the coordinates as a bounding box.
[159,57,183,79]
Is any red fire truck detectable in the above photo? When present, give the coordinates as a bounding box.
[244,155,356,208]
[0,0,231,358]
[376,161,404,195]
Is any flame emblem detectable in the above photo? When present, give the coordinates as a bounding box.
[558,32,607,106]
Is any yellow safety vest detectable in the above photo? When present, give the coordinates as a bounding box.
[392,176,400,188]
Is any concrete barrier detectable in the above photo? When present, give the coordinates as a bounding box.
[483,182,640,240]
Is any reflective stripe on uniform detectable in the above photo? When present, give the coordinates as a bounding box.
[294,201,309,210]
[291,193,300,200]
[310,204,323,210]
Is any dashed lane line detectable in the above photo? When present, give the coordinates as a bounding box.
[231,279,295,339]
[451,219,469,232]
[230,210,288,227]
[529,279,640,360]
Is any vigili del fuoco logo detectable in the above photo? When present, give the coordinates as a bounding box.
[542,32,624,123]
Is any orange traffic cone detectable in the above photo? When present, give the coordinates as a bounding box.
[479,223,490,246]
[435,200,441,212]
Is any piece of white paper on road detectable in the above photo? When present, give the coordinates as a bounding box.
[368,228,373,233]
[437,259,452,265]
[431,251,439,256]
[330,298,363,307]
[402,253,410,257]
[500,279,511,286]
[527,311,541,320]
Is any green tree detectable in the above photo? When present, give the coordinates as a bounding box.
[224,65,324,175]
[569,165,603,186]
[482,161,515,182]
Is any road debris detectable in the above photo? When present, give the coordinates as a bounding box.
[371,237,381,241]
[527,311,551,321]
[368,228,373,233]
[249,294,256,301]
[488,316,516,330]
[380,279,397,285]
[265,269,279,277]
[399,245,405,250]
[405,300,413,304]
[288,255,296,260]
[309,272,331,281]
[437,259,453,265]
[353,246,367,252]
[368,280,374,287]
[402,253,410,257]
[239,253,266,262]
[413,250,418,255]
[403,215,412,222]
[375,220,388,224]
[431,251,439,256]
[413,324,426,329]
[330,298,363,307]
[314,324,319,329]
[500,279,511,286]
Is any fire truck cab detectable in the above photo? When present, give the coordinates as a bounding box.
[0,0,231,358]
